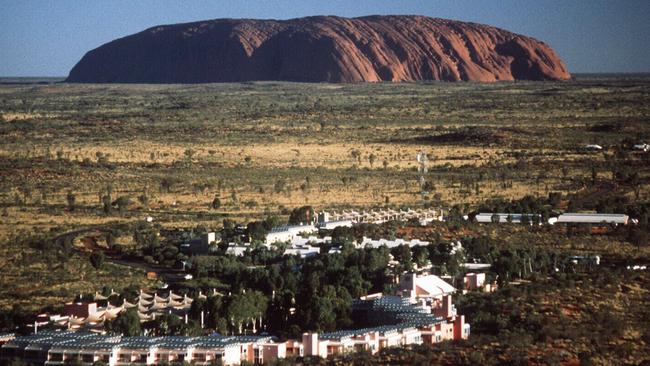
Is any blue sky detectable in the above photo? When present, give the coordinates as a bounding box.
[1,0,649,76]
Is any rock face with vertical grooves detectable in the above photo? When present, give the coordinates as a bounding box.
[66,15,571,83]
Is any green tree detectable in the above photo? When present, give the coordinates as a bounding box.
[493,249,520,285]
[102,194,112,214]
[368,153,377,167]
[628,227,648,249]
[184,148,196,162]
[146,313,183,336]
[288,206,314,225]
[226,291,268,334]
[105,231,116,249]
[138,192,150,208]
[90,251,105,270]
[350,149,361,164]
[247,221,269,243]
[114,196,133,213]
[274,178,287,194]
[591,165,597,186]
[422,181,435,192]
[107,308,141,336]
[412,246,429,268]
[531,214,541,226]
[211,196,221,209]
[391,244,413,271]
[160,177,181,193]
[331,226,355,246]
[66,191,76,211]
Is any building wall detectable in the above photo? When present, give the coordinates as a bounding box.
[437,321,455,341]
[433,295,453,319]
[302,333,319,357]
[401,329,422,345]
[63,302,97,318]
[464,273,485,290]
[453,315,466,340]
[222,346,241,366]
[261,343,286,363]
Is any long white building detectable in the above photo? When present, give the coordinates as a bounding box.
[265,224,318,245]
[321,208,443,225]
[555,213,629,225]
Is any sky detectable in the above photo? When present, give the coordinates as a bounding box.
[1,0,649,76]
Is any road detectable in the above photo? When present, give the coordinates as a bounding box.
[53,226,188,286]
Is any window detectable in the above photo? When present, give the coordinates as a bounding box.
[50,353,63,361]
[82,354,94,363]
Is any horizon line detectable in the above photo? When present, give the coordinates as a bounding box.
[2,72,650,80]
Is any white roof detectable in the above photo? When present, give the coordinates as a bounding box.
[413,275,456,297]
[283,246,320,258]
[270,224,317,233]
[462,263,492,270]
[476,213,527,223]
[360,237,429,248]
[292,236,330,246]
[226,246,249,256]
[557,213,628,224]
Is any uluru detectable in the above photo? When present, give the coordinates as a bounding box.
[66,15,571,83]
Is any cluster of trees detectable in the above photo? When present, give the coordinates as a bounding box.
[180,226,579,337]
[477,194,557,217]
[136,214,583,336]
[189,290,268,335]
[184,244,394,338]
[122,223,188,266]
[288,206,315,225]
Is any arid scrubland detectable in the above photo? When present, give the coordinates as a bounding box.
[1,77,648,239]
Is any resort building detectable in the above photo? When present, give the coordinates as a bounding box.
[265,224,318,245]
[2,274,470,365]
[359,236,429,249]
[0,331,275,366]
[475,213,543,224]
[397,273,456,302]
[555,213,629,225]
[321,208,444,225]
